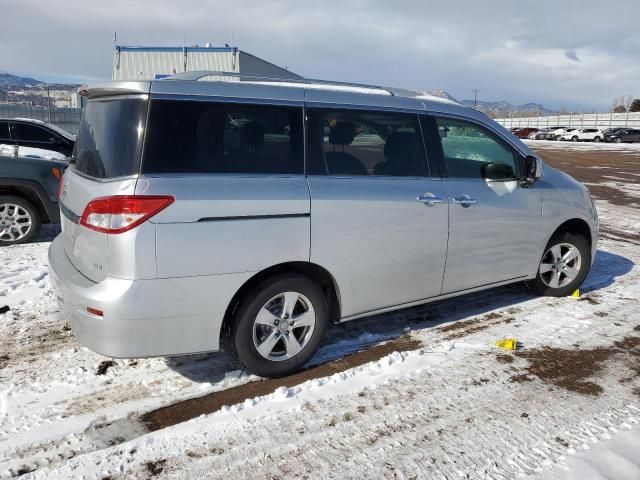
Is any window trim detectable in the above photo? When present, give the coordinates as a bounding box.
[427,113,523,182]
[304,106,432,179]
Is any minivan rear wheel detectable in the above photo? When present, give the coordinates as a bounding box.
[527,231,590,297]
[225,274,328,377]
[0,196,41,246]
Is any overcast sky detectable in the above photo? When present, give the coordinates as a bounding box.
[2,0,638,111]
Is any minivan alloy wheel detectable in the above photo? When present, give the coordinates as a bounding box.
[252,291,316,361]
[0,203,32,242]
[539,243,582,289]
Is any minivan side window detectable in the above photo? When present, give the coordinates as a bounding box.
[142,100,303,175]
[435,117,518,180]
[307,109,428,177]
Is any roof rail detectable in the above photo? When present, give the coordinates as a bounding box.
[163,70,425,98]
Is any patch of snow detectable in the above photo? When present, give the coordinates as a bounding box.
[541,423,640,480]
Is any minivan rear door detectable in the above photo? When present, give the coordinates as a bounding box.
[305,93,449,319]
[60,93,149,282]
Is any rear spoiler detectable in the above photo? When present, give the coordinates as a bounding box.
[78,81,151,99]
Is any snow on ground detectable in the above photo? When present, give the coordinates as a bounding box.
[541,423,640,480]
[1,148,639,479]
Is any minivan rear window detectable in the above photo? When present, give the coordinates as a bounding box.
[73,98,148,179]
[142,100,304,175]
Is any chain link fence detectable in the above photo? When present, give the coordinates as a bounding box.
[495,112,640,130]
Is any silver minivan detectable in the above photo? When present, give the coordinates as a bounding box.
[49,73,598,377]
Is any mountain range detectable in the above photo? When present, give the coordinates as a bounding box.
[423,90,557,116]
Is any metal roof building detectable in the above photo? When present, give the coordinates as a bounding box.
[112,45,300,81]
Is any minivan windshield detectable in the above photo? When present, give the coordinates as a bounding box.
[73,97,148,178]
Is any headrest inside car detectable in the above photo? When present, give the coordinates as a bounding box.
[242,121,265,148]
[329,121,357,145]
[384,131,416,160]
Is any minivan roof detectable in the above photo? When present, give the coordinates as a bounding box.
[79,71,481,117]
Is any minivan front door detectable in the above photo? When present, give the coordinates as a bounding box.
[306,107,449,318]
[432,115,542,294]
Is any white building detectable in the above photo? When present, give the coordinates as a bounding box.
[112,45,299,81]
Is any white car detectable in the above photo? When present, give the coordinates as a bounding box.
[560,128,605,142]
[541,127,572,140]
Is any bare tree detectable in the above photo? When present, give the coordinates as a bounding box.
[623,95,634,111]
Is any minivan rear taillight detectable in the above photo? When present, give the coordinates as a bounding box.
[80,195,174,234]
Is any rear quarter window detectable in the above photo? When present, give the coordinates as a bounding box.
[73,98,148,178]
[141,100,304,175]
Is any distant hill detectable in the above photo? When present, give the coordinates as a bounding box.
[461,99,556,117]
[0,72,80,108]
[0,72,45,89]
[416,88,557,117]
[423,89,459,102]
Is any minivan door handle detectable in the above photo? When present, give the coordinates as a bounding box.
[452,195,478,207]
[416,193,446,206]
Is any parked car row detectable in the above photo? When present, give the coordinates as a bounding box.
[510,126,640,143]
[0,118,73,245]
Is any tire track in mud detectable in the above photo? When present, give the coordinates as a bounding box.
[133,326,640,480]
[2,310,513,477]
[141,310,516,431]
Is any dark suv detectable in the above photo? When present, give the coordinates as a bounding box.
[0,123,70,244]
[604,128,640,143]
[0,118,75,157]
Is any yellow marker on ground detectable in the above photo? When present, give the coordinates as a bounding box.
[570,289,580,298]
[495,338,518,350]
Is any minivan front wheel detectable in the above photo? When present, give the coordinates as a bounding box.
[225,275,328,377]
[528,231,590,297]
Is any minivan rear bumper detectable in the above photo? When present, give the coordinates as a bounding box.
[48,234,252,358]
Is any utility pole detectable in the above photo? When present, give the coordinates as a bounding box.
[47,85,51,123]
[472,89,480,107]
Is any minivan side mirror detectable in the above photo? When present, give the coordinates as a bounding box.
[520,155,540,187]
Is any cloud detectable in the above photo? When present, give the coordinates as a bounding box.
[565,50,580,62]
[1,0,639,111]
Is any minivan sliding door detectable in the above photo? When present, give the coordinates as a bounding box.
[306,106,448,319]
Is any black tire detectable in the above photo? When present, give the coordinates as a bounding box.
[614,137,622,143]
[571,136,578,142]
[224,274,328,377]
[527,230,591,297]
[593,136,601,142]
[0,195,41,246]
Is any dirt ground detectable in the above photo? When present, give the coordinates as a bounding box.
[530,144,640,209]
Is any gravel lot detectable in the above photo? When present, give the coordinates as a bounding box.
[1,142,639,479]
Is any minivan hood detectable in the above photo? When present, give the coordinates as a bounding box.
[540,164,588,195]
